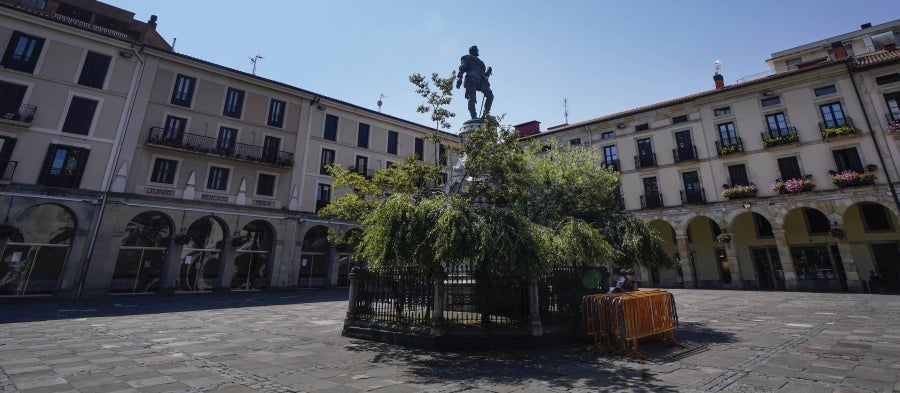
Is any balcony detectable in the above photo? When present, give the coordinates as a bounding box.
[819,117,858,141]
[680,188,706,205]
[886,113,900,135]
[634,153,657,169]
[672,145,698,163]
[348,166,375,179]
[715,137,744,156]
[603,159,620,172]
[761,127,799,148]
[146,127,294,169]
[0,104,37,127]
[0,160,17,183]
[640,192,664,209]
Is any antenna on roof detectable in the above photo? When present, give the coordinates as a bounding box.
[563,98,569,125]
[377,93,387,112]
[249,54,264,75]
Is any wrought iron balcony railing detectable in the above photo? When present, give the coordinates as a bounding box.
[0,160,16,183]
[603,159,620,172]
[761,127,799,148]
[348,166,375,179]
[0,104,37,126]
[634,153,657,169]
[640,192,664,209]
[672,145,698,162]
[680,188,706,205]
[147,127,294,168]
[715,137,744,156]
[819,117,858,141]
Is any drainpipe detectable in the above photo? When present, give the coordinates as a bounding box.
[76,45,146,299]
[846,61,900,214]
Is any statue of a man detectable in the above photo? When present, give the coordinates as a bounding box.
[456,45,493,120]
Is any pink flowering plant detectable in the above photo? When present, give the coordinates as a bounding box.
[888,119,900,134]
[770,177,816,194]
[830,170,876,187]
[721,184,758,199]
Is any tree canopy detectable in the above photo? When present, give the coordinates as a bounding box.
[318,73,678,277]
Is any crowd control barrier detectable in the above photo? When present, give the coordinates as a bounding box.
[582,290,682,358]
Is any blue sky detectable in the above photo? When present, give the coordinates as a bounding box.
[105,1,898,132]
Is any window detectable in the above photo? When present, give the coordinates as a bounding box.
[268,99,285,127]
[316,183,331,212]
[761,96,782,107]
[636,138,654,167]
[354,155,368,176]
[672,115,688,124]
[163,115,186,141]
[601,131,614,139]
[206,166,230,191]
[603,145,618,169]
[803,208,830,235]
[262,136,281,163]
[682,171,702,204]
[223,88,244,118]
[860,203,892,231]
[414,137,424,160]
[150,158,178,184]
[642,177,662,208]
[357,123,370,148]
[713,106,732,117]
[819,102,847,128]
[439,144,447,166]
[38,144,89,189]
[727,164,750,186]
[77,51,111,89]
[777,156,802,180]
[0,81,27,118]
[718,122,737,145]
[216,127,237,155]
[876,73,900,85]
[832,147,863,172]
[256,173,276,197]
[674,130,695,161]
[754,214,774,238]
[634,123,649,132]
[387,130,398,154]
[61,96,98,135]
[765,113,789,136]
[814,85,837,97]
[170,74,196,107]
[323,114,338,141]
[883,92,900,121]
[569,138,582,145]
[19,0,46,9]
[320,148,335,175]
[1,31,44,73]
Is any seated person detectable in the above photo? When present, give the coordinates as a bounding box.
[610,268,639,293]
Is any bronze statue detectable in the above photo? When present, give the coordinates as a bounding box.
[456,45,493,120]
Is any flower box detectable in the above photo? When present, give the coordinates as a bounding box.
[821,125,857,140]
[715,233,731,243]
[888,120,900,135]
[762,134,798,148]
[718,144,741,156]
[771,177,816,194]
[722,184,758,199]
[830,170,876,187]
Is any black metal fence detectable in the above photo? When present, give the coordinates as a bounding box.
[352,265,604,330]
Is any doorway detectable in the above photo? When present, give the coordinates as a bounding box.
[871,243,900,292]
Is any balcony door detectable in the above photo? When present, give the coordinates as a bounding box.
[682,171,702,203]
[885,92,900,121]
[820,102,847,128]
[637,138,654,167]
[643,176,661,208]
[0,81,27,117]
[674,130,694,160]
[765,113,788,137]
[262,136,280,163]
[217,127,237,156]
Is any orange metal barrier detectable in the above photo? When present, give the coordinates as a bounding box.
[582,290,681,359]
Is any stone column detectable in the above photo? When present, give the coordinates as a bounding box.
[344,267,359,331]
[723,237,744,289]
[528,279,543,337]
[772,229,798,290]
[431,268,447,337]
[676,235,694,288]
[159,240,184,296]
[326,244,340,287]
[216,238,235,292]
[836,240,863,292]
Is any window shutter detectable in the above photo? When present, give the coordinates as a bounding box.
[71,148,90,188]
[37,144,56,185]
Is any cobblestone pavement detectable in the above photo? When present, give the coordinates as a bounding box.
[1,289,898,393]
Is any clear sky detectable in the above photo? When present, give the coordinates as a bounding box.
[104,0,898,133]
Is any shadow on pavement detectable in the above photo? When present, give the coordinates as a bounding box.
[0,288,349,324]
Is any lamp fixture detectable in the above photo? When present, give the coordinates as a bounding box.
[743,201,751,209]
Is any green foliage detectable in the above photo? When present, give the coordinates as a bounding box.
[762,134,798,148]
[409,71,456,132]
[821,124,857,139]
[460,115,527,205]
[717,143,740,156]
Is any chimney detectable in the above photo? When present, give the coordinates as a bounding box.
[713,73,724,89]
[860,23,872,30]
[514,121,541,137]
[148,15,157,29]
[831,41,848,59]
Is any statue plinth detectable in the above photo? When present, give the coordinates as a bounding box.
[458,118,483,145]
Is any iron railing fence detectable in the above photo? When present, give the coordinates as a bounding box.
[355,267,434,327]
[538,265,606,327]
[443,263,530,328]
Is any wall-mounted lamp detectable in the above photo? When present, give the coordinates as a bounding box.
[743,201,751,209]
[118,51,133,59]
[317,104,326,111]
[616,123,626,129]
[761,89,774,97]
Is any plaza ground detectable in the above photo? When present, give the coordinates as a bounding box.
[1,288,899,393]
